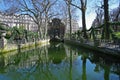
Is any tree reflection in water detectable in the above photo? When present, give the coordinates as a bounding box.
[48,42,66,64]
[0,43,120,80]
[0,55,5,73]
[81,53,88,80]
[69,48,72,80]
[89,52,120,80]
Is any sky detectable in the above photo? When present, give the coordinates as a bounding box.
[77,0,120,29]
[0,0,119,30]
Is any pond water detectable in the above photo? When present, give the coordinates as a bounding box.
[0,42,120,80]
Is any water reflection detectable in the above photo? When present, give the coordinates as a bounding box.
[0,55,5,73]
[81,53,87,80]
[0,43,120,80]
[48,42,66,64]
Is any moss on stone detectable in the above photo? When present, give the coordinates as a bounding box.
[0,40,49,54]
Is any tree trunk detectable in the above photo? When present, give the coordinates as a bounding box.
[38,23,43,39]
[68,1,72,39]
[82,9,88,39]
[45,18,48,39]
[104,0,110,39]
[38,26,41,39]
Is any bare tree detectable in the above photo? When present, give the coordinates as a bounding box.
[65,0,72,39]
[2,0,57,39]
[58,1,77,36]
[95,7,104,26]
[41,0,57,39]
[68,0,88,39]
[110,3,120,31]
[1,0,20,15]
[91,0,104,28]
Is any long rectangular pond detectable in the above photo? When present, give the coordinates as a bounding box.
[0,42,120,80]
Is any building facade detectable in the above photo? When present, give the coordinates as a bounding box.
[0,13,38,31]
[63,19,80,34]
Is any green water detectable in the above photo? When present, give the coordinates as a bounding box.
[0,43,120,80]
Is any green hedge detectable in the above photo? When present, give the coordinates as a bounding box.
[113,32,120,39]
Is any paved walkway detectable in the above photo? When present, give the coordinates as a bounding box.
[69,39,120,53]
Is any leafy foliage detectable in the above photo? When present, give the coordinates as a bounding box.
[88,21,120,39]
[113,32,120,39]
[0,23,39,42]
[0,25,6,30]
